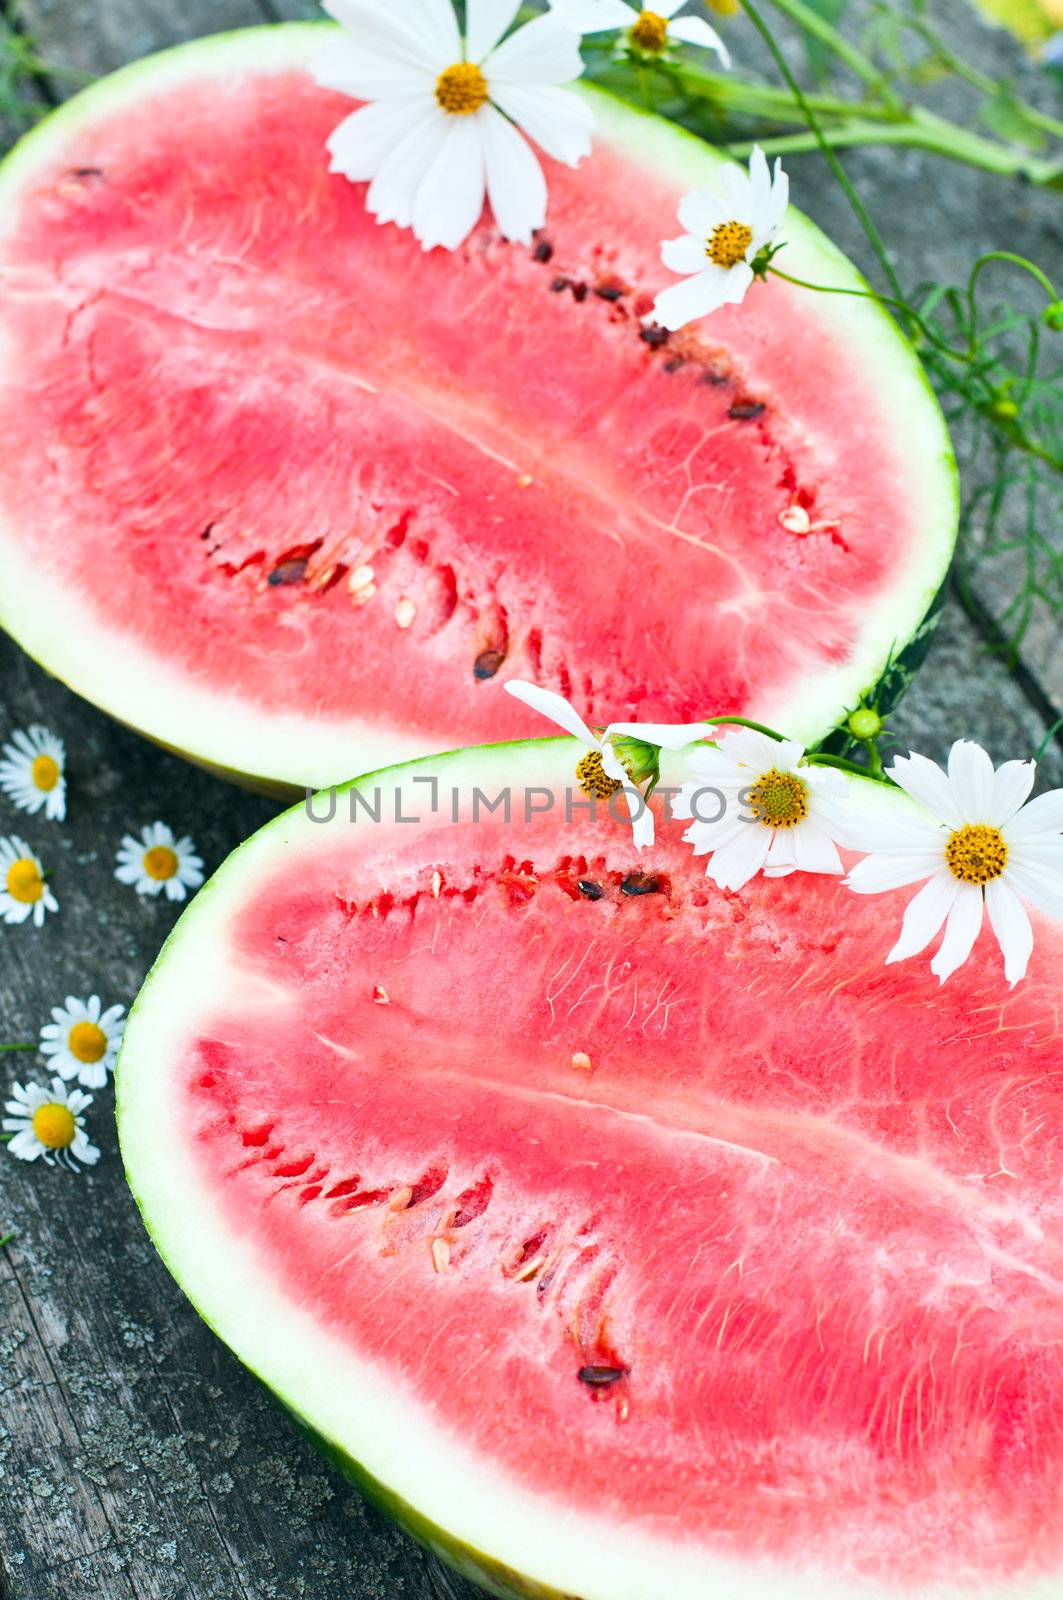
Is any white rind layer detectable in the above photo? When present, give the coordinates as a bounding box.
[117,742,1058,1600]
[0,24,956,791]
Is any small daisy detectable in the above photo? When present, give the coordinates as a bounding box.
[0,835,58,927]
[845,740,1063,987]
[40,995,126,1090]
[651,146,789,330]
[115,822,204,903]
[674,727,847,890]
[550,0,730,65]
[313,0,593,251]
[506,679,711,850]
[0,725,66,822]
[3,1078,100,1172]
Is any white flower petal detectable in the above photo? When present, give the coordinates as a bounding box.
[481,104,546,242]
[716,727,781,771]
[504,681,596,744]
[661,233,710,276]
[947,739,996,821]
[486,13,586,83]
[652,269,729,330]
[718,160,753,222]
[549,0,634,29]
[706,823,772,891]
[886,871,959,963]
[989,758,1036,824]
[984,879,1034,987]
[599,743,628,785]
[1002,858,1063,922]
[367,105,450,228]
[677,188,729,240]
[666,14,731,63]
[789,816,844,875]
[930,885,984,984]
[467,0,523,62]
[888,751,964,828]
[620,785,654,850]
[489,82,593,164]
[321,1,444,79]
[845,849,944,894]
[605,720,714,750]
[1003,787,1063,843]
[312,37,433,100]
[327,99,430,183]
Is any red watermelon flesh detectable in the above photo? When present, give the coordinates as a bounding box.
[0,26,955,789]
[119,742,1063,1600]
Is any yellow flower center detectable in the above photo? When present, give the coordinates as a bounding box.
[32,1103,77,1150]
[707,220,754,269]
[706,0,739,12]
[629,10,669,50]
[31,754,60,792]
[576,750,623,800]
[143,845,178,881]
[68,1021,108,1064]
[747,768,809,829]
[6,857,43,903]
[435,62,489,115]
[945,823,1008,886]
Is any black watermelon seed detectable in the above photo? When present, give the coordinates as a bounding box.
[640,325,669,348]
[664,356,685,373]
[474,648,506,680]
[71,166,105,181]
[621,872,660,896]
[550,276,570,293]
[729,401,766,421]
[577,879,605,900]
[578,1365,627,1388]
[594,284,624,302]
[268,558,308,586]
[533,239,554,262]
[571,282,588,303]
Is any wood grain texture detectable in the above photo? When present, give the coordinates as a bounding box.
[0,2,1059,1597]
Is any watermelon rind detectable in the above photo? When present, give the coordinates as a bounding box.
[116,737,1060,1600]
[0,24,957,792]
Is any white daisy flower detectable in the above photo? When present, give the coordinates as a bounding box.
[0,835,58,927]
[313,0,593,251]
[505,679,712,850]
[115,822,204,903]
[0,725,66,822]
[3,1077,100,1172]
[845,740,1063,987]
[40,995,126,1090]
[651,146,789,330]
[549,0,730,65]
[674,727,847,890]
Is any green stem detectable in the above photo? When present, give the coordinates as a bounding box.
[0,1233,13,1249]
[766,264,973,363]
[1034,717,1063,763]
[642,55,894,125]
[803,752,888,779]
[736,0,904,299]
[755,0,893,97]
[897,12,1063,143]
[728,110,1063,188]
[697,714,788,740]
[0,1042,34,1052]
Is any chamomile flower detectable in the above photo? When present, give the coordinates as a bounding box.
[652,146,789,330]
[3,1078,100,1171]
[40,996,126,1090]
[675,727,847,890]
[115,822,204,903]
[550,0,730,65]
[0,725,66,822]
[845,740,1063,987]
[0,836,58,927]
[313,0,593,251]
[506,679,711,850]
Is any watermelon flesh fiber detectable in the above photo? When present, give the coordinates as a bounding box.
[0,27,955,787]
[119,745,1063,1600]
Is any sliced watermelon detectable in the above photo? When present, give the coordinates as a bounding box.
[0,25,956,791]
[118,741,1063,1600]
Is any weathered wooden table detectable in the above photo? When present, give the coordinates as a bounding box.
[0,3,1059,1597]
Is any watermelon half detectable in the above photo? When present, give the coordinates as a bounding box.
[118,741,1063,1600]
[0,25,956,792]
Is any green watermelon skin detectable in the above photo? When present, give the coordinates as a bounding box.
[118,740,1063,1600]
[0,25,956,792]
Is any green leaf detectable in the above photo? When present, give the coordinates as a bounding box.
[799,0,852,81]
